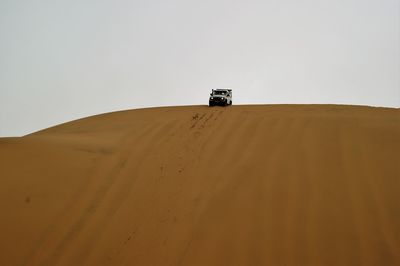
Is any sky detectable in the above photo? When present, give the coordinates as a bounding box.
[1,0,399,137]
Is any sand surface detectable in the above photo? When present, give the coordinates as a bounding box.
[0,105,399,265]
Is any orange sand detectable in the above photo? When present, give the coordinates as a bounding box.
[0,105,399,265]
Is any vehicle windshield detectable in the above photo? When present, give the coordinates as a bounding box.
[212,91,227,96]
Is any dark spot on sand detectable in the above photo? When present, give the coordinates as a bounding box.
[192,113,199,120]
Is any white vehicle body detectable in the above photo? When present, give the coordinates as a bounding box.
[209,89,232,106]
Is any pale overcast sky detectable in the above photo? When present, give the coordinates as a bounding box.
[1,0,399,136]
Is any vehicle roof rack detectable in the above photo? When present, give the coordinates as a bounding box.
[214,88,232,91]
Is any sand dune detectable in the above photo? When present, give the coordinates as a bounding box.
[0,105,399,265]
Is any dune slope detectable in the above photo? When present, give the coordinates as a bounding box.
[0,105,399,265]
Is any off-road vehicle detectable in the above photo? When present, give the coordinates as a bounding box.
[209,89,232,106]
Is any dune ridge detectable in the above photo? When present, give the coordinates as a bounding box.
[0,105,399,265]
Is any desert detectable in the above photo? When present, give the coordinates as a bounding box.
[0,104,399,265]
